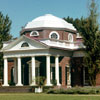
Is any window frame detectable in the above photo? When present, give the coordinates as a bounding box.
[68,33,73,42]
[30,31,39,37]
[21,42,29,47]
[49,31,60,40]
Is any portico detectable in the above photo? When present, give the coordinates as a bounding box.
[2,35,72,87]
[3,55,71,87]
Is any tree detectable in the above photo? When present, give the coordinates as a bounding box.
[0,12,12,79]
[64,0,100,86]
[79,0,100,86]
[64,16,83,32]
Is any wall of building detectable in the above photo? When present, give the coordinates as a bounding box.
[8,60,14,82]
[7,56,100,87]
[24,29,77,41]
[71,57,84,86]
[59,57,71,87]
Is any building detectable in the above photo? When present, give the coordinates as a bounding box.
[1,14,99,87]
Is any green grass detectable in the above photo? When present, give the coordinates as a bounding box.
[0,93,100,100]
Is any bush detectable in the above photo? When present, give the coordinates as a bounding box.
[51,80,57,86]
[47,87,100,94]
[36,76,45,87]
[43,86,54,93]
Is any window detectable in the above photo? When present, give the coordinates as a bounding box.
[21,42,29,47]
[83,67,89,86]
[76,33,82,38]
[49,31,59,39]
[30,31,39,36]
[68,33,73,42]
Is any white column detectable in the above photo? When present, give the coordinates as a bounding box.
[46,55,52,86]
[14,58,17,84]
[16,57,23,86]
[2,58,9,86]
[55,56,60,86]
[30,56,36,86]
[67,65,71,88]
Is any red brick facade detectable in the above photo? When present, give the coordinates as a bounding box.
[23,29,77,41]
[8,61,14,81]
[60,57,71,86]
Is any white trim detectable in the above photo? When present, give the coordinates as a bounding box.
[68,33,73,42]
[30,31,39,37]
[45,55,52,86]
[55,56,61,86]
[76,33,82,39]
[49,31,60,40]
[2,35,49,51]
[21,41,29,47]
[2,58,9,86]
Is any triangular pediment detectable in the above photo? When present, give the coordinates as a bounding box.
[2,35,49,51]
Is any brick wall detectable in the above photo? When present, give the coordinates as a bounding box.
[59,57,71,87]
[8,61,14,81]
[71,57,83,86]
[24,29,77,41]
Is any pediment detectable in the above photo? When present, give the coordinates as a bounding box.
[2,35,49,51]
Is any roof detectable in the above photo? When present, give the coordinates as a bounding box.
[1,35,84,53]
[24,14,76,31]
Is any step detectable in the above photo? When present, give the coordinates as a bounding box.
[0,86,33,93]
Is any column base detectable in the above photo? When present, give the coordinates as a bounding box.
[30,83,36,86]
[45,84,53,86]
[2,84,9,87]
[57,83,61,86]
[67,85,71,88]
[16,83,23,86]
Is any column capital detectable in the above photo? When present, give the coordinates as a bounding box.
[3,56,7,59]
[31,56,35,57]
[55,55,60,57]
[46,55,51,57]
[17,56,21,59]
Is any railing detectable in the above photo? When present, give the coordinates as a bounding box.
[40,39,84,49]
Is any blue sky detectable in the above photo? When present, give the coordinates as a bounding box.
[0,0,100,37]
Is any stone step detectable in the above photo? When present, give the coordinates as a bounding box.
[0,86,33,93]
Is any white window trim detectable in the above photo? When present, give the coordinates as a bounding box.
[68,33,73,42]
[49,31,60,40]
[76,33,82,39]
[30,31,39,37]
[20,41,30,48]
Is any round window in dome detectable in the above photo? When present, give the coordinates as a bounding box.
[68,33,73,42]
[49,31,59,40]
[30,31,39,37]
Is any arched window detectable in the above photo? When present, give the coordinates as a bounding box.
[30,31,39,36]
[68,33,73,42]
[49,31,59,39]
[21,42,29,47]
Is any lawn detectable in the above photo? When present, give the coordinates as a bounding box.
[0,93,100,100]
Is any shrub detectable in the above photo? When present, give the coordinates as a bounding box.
[51,80,57,86]
[36,76,45,87]
[47,86,100,94]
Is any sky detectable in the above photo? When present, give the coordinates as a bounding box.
[0,0,100,38]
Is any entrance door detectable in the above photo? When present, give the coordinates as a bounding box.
[22,58,30,85]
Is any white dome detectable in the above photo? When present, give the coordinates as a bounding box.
[24,14,76,31]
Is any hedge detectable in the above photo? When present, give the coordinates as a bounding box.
[47,87,100,94]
